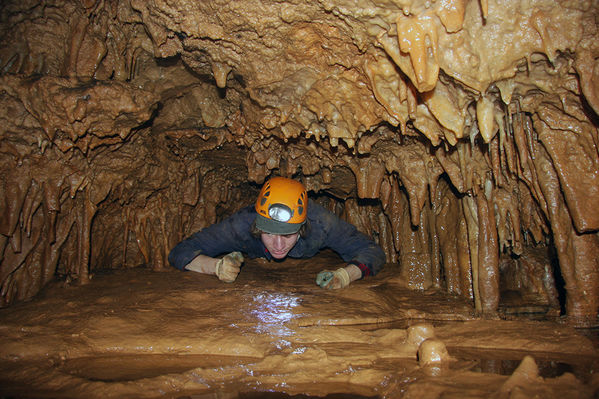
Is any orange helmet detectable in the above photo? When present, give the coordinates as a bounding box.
[255,177,307,234]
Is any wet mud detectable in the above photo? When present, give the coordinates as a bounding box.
[0,252,596,399]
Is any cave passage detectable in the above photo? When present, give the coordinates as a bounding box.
[1,0,599,397]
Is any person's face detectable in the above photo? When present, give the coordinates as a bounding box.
[260,232,299,259]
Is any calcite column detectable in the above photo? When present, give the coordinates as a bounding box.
[435,180,473,300]
[475,184,500,315]
[534,143,599,326]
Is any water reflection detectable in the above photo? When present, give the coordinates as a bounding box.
[249,292,301,338]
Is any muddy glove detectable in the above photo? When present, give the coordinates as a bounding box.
[215,252,244,283]
[316,268,351,289]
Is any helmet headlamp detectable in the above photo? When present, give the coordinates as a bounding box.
[268,204,293,222]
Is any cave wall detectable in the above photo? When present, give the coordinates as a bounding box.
[0,0,598,325]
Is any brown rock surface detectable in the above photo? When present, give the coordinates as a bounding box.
[0,0,599,396]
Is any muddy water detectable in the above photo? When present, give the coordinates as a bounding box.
[0,252,597,398]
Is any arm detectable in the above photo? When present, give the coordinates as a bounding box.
[184,254,218,274]
[311,202,386,289]
[168,206,255,280]
[184,252,244,282]
[316,203,386,277]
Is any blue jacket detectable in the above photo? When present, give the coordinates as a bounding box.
[168,200,386,277]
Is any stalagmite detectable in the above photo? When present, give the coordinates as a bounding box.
[418,339,451,366]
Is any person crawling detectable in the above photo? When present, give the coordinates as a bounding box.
[168,177,385,289]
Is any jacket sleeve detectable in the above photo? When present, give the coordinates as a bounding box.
[168,207,255,271]
[314,203,386,277]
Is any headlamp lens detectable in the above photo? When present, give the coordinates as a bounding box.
[269,204,293,222]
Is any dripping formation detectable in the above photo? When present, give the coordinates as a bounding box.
[0,0,598,329]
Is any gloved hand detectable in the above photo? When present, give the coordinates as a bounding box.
[316,267,351,289]
[215,252,244,283]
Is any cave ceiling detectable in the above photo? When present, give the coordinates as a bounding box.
[0,0,598,325]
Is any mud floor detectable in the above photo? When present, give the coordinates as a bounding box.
[0,252,597,399]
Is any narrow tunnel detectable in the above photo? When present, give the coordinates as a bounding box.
[0,0,598,398]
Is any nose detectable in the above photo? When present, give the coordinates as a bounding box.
[273,235,285,251]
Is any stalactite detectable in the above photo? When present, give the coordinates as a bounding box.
[394,13,439,92]
[398,193,433,290]
[517,181,547,245]
[63,12,89,76]
[434,146,465,192]
[477,95,496,143]
[0,235,7,266]
[211,61,232,89]
[489,134,503,187]
[498,108,517,179]
[382,176,404,257]
[493,183,524,256]
[342,199,375,240]
[0,174,30,240]
[380,141,431,226]
[535,105,599,233]
[364,55,408,129]
[347,157,386,199]
[21,180,42,239]
[575,48,599,116]
[457,141,473,192]
[512,111,547,216]
[377,177,397,263]
[0,208,43,304]
[436,0,467,33]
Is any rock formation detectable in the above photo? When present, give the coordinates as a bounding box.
[0,0,598,326]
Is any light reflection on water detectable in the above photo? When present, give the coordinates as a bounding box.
[249,292,301,338]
